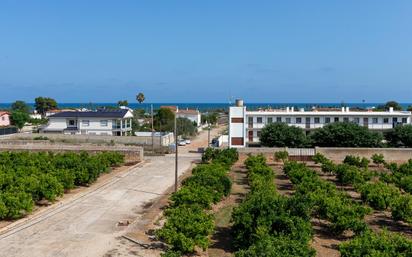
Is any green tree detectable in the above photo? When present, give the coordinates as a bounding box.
[311,122,383,147]
[10,111,30,129]
[377,101,403,111]
[117,100,128,107]
[136,92,145,104]
[154,108,175,132]
[11,100,30,113]
[259,123,308,147]
[386,125,412,147]
[177,117,197,137]
[34,97,57,116]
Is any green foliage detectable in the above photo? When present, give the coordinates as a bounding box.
[10,111,30,129]
[158,148,237,254]
[11,100,30,113]
[160,250,181,257]
[176,117,197,137]
[154,108,175,132]
[232,156,315,256]
[259,122,308,147]
[392,195,412,223]
[343,155,370,168]
[335,164,372,186]
[0,151,124,220]
[312,153,328,164]
[117,100,128,106]
[359,182,400,210]
[136,92,145,104]
[310,122,383,147]
[156,205,214,253]
[235,233,315,257]
[386,124,412,147]
[376,100,403,111]
[339,229,412,257]
[371,153,386,166]
[34,96,57,116]
[274,151,289,163]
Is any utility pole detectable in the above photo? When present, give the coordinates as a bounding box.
[174,113,178,192]
[207,123,211,148]
[151,104,154,154]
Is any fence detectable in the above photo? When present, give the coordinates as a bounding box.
[0,127,17,136]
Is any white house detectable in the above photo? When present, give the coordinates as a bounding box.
[41,109,133,136]
[229,99,412,147]
[176,109,201,127]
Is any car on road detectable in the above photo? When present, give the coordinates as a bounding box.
[185,139,191,144]
[178,140,186,146]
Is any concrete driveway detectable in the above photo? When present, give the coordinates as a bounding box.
[0,153,199,257]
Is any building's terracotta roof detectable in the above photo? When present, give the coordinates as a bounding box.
[178,109,199,115]
[0,111,10,116]
[160,106,178,112]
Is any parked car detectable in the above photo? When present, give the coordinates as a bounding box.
[185,139,191,144]
[178,140,186,146]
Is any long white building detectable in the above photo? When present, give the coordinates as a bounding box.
[229,99,412,147]
[41,109,133,136]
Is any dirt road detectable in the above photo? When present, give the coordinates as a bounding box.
[0,127,224,257]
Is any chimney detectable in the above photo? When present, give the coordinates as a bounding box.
[341,107,345,112]
[389,107,394,113]
[346,107,350,112]
[235,99,244,107]
[291,107,295,112]
[286,107,290,112]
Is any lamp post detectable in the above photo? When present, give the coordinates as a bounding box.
[207,122,211,148]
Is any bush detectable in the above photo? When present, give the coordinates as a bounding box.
[392,195,412,223]
[339,229,412,257]
[343,155,370,168]
[335,164,369,186]
[311,122,383,147]
[156,205,214,253]
[274,151,288,163]
[371,153,385,166]
[259,123,309,147]
[386,124,412,147]
[359,182,400,210]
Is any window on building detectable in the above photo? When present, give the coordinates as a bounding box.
[314,117,320,124]
[325,117,331,123]
[343,117,349,122]
[393,117,398,123]
[286,117,291,124]
[372,118,378,124]
[1,117,4,121]
[82,120,90,127]
[276,117,282,123]
[68,120,76,126]
[257,130,261,138]
[267,117,273,123]
[383,118,389,124]
[100,120,108,127]
[257,117,263,123]
[248,117,253,124]
[334,117,339,122]
[402,118,408,124]
[354,118,360,124]
[296,117,302,124]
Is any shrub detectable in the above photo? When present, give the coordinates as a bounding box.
[274,151,288,163]
[170,186,215,209]
[359,182,400,210]
[335,164,368,186]
[156,205,214,253]
[339,229,412,257]
[343,155,370,168]
[386,124,412,147]
[371,153,385,166]
[392,195,412,223]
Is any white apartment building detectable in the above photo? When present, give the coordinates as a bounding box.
[229,99,412,147]
[41,109,133,136]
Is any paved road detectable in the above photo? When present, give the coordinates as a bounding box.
[0,153,198,257]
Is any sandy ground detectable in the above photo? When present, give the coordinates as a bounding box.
[0,127,224,257]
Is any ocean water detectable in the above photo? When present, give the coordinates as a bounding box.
[0,102,411,112]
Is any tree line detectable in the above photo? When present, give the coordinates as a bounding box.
[260,122,412,148]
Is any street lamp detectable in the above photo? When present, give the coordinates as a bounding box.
[174,112,178,192]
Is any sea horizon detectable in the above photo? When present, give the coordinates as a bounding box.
[1,102,411,112]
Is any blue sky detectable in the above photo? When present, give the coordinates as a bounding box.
[1,0,412,103]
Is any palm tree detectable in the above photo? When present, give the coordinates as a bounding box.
[136,92,145,104]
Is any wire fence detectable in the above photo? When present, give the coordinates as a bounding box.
[0,126,17,136]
